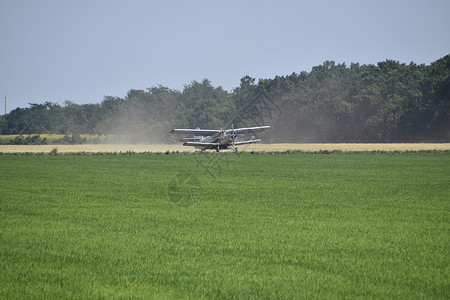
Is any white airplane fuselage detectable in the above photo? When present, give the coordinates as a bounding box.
[193,132,237,150]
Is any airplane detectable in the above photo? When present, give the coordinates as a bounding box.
[170,125,270,152]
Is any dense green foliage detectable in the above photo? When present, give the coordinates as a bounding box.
[1,153,449,298]
[1,55,449,142]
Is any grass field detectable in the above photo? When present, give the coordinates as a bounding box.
[0,153,449,298]
[1,143,450,153]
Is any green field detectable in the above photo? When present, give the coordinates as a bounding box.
[1,153,449,298]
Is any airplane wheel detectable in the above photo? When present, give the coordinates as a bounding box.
[234,147,238,152]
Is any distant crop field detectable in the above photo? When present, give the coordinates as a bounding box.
[0,153,449,298]
[0,143,450,153]
[0,134,111,145]
[0,134,95,139]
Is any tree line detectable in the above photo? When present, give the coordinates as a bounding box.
[0,55,448,143]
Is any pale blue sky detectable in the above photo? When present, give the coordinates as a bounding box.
[1,0,449,112]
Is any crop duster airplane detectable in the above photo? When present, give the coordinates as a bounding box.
[170,125,270,152]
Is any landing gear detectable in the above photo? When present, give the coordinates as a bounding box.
[233,147,238,152]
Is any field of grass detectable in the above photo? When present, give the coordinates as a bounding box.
[1,142,450,153]
[0,153,449,298]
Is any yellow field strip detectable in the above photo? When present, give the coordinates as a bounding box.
[246,143,450,152]
[0,143,449,153]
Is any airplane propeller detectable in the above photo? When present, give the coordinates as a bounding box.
[230,124,238,152]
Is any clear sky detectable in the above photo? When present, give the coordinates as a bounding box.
[1,0,449,113]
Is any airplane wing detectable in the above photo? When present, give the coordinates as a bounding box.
[170,129,221,136]
[233,139,262,145]
[179,137,203,142]
[183,142,220,147]
[228,125,270,133]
